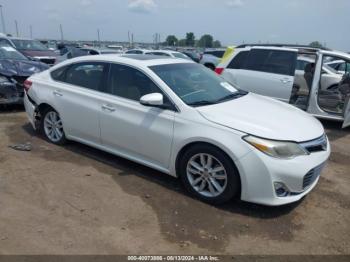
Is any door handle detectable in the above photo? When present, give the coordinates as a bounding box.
[53,90,63,97]
[102,104,116,112]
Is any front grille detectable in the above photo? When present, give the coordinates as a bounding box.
[303,170,316,189]
[303,162,326,189]
[300,134,328,154]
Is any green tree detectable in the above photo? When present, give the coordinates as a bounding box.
[178,39,187,47]
[197,34,214,48]
[309,41,324,48]
[213,40,222,48]
[165,35,178,46]
[186,32,195,47]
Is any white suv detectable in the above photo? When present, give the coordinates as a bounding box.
[216,45,350,128]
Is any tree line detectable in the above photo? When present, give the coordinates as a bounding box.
[165,33,221,48]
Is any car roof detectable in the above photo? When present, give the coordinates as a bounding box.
[145,50,182,54]
[235,44,350,58]
[50,54,194,70]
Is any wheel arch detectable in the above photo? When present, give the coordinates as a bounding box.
[35,103,61,128]
[175,141,242,194]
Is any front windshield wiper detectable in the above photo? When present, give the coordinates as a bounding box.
[187,100,217,107]
[215,91,248,103]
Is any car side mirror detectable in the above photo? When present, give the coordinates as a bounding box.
[140,93,163,106]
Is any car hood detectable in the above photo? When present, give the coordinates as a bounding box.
[197,93,324,142]
[20,50,57,58]
[0,59,49,77]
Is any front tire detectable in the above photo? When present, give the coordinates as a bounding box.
[41,108,67,145]
[179,144,240,204]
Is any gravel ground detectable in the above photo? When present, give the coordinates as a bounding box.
[0,108,349,255]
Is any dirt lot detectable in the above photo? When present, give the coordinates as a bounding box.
[0,108,349,255]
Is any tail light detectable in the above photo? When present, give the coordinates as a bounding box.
[24,79,33,92]
[215,68,224,75]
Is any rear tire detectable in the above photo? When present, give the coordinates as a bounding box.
[40,108,67,145]
[179,144,240,205]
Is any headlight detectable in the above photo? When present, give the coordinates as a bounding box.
[243,135,308,159]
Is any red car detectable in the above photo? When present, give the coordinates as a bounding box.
[9,37,57,66]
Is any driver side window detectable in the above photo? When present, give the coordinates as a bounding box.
[106,64,174,108]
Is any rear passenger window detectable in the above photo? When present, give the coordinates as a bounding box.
[227,51,249,69]
[244,49,297,76]
[64,62,107,91]
[51,65,69,82]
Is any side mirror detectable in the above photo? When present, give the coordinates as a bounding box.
[140,93,163,106]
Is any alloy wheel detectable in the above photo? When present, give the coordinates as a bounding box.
[186,153,228,198]
[43,111,64,143]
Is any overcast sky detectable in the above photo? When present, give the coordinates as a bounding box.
[2,0,349,51]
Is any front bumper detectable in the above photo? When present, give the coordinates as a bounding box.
[235,138,331,206]
[0,82,24,105]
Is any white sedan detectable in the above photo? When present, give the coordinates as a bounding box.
[23,54,330,206]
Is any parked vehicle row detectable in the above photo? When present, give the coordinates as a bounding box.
[125,49,192,60]
[0,35,58,66]
[24,54,330,206]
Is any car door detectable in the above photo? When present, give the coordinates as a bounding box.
[99,63,175,170]
[234,48,297,102]
[50,62,108,144]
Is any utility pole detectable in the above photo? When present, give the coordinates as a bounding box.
[128,31,130,46]
[97,29,101,47]
[59,24,64,41]
[0,5,6,34]
[131,33,134,47]
[30,25,33,38]
[15,20,19,37]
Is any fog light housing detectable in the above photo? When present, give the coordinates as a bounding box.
[274,182,290,197]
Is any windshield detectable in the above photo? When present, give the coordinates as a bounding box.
[0,45,28,60]
[12,39,49,51]
[150,63,245,106]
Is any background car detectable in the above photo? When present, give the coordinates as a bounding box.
[124,49,149,54]
[215,44,350,127]
[295,56,343,91]
[199,49,226,70]
[181,50,201,63]
[0,44,48,105]
[326,59,350,74]
[144,50,191,60]
[55,46,121,64]
[9,37,58,66]
[79,47,123,55]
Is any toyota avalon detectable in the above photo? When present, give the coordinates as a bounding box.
[23,55,330,206]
